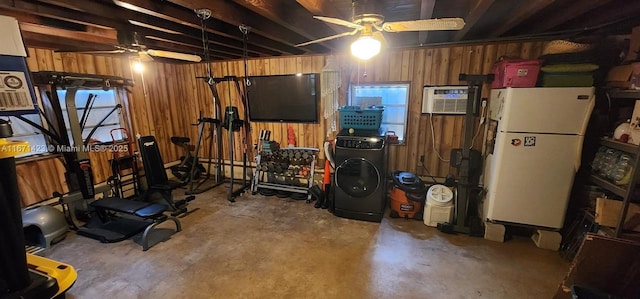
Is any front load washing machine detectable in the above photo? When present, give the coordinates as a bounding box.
[334,129,388,222]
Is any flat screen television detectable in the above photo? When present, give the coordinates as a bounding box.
[246,73,319,123]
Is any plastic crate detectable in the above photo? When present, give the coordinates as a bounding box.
[339,106,384,130]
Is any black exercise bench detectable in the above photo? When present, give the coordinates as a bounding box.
[77,197,181,251]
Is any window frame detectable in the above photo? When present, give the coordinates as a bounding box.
[7,86,129,159]
[348,82,411,144]
[55,87,127,146]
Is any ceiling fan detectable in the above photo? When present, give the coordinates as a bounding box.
[297,8,465,59]
[64,31,202,63]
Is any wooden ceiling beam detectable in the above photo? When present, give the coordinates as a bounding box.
[453,0,495,41]
[295,0,343,17]
[20,31,117,52]
[0,0,113,30]
[230,0,339,45]
[31,0,280,56]
[418,0,436,44]
[169,0,331,52]
[3,0,258,58]
[111,0,304,55]
[296,0,349,34]
[531,0,613,33]
[574,1,640,29]
[488,0,555,38]
[233,0,343,47]
[19,22,118,45]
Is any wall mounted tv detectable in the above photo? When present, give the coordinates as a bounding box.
[246,73,319,123]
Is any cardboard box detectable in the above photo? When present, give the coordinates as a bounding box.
[595,197,640,232]
[553,234,640,299]
[606,64,633,89]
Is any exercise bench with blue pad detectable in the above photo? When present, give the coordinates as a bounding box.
[76,197,181,251]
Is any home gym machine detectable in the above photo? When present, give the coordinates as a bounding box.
[192,75,251,201]
[30,72,132,223]
[437,73,494,236]
[192,9,252,202]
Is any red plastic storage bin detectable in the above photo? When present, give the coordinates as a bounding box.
[491,59,541,89]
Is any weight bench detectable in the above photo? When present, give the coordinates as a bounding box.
[76,197,181,251]
[138,135,195,216]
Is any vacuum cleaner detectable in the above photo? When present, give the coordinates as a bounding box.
[389,171,429,220]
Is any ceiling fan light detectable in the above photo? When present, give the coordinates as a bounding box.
[132,61,144,73]
[350,36,381,60]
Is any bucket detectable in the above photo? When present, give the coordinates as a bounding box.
[423,185,454,227]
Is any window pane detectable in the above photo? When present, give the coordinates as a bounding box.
[382,106,406,124]
[6,115,49,157]
[57,88,124,145]
[82,108,121,128]
[349,83,409,143]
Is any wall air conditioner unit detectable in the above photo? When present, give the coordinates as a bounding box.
[421,86,468,114]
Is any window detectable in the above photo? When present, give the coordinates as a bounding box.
[4,87,126,158]
[349,83,410,143]
[56,88,126,145]
[5,114,49,157]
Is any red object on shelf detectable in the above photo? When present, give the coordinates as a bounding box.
[385,131,399,144]
[287,124,296,146]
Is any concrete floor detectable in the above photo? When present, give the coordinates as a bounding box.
[43,186,569,299]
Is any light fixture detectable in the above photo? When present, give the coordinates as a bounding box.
[132,60,144,73]
[350,24,381,60]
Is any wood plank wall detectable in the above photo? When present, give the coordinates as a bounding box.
[18,41,544,206]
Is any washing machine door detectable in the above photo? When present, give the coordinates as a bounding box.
[335,157,380,198]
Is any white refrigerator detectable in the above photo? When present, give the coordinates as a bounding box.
[483,87,595,229]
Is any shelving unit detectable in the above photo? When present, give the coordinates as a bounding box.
[251,147,319,201]
[589,89,640,238]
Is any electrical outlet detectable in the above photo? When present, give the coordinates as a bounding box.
[420,155,424,162]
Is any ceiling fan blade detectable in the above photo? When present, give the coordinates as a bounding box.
[313,16,364,30]
[296,29,359,47]
[296,29,358,47]
[372,31,388,49]
[146,49,202,62]
[137,51,154,62]
[55,49,126,54]
[382,18,465,32]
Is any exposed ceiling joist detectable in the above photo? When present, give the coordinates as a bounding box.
[230,0,339,45]
[488,0,555,38]
[169,0,331,52]
[111,0,305,55]
[418,0,436,44]
[32,0,280,56]
[296,0,343,17]
[453,0,494,41]
[19,22,118,44]
[531,0,613,33]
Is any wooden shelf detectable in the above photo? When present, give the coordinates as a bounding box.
[589,175,626,197]
[608,89,640,99]
[600,137,638,154]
